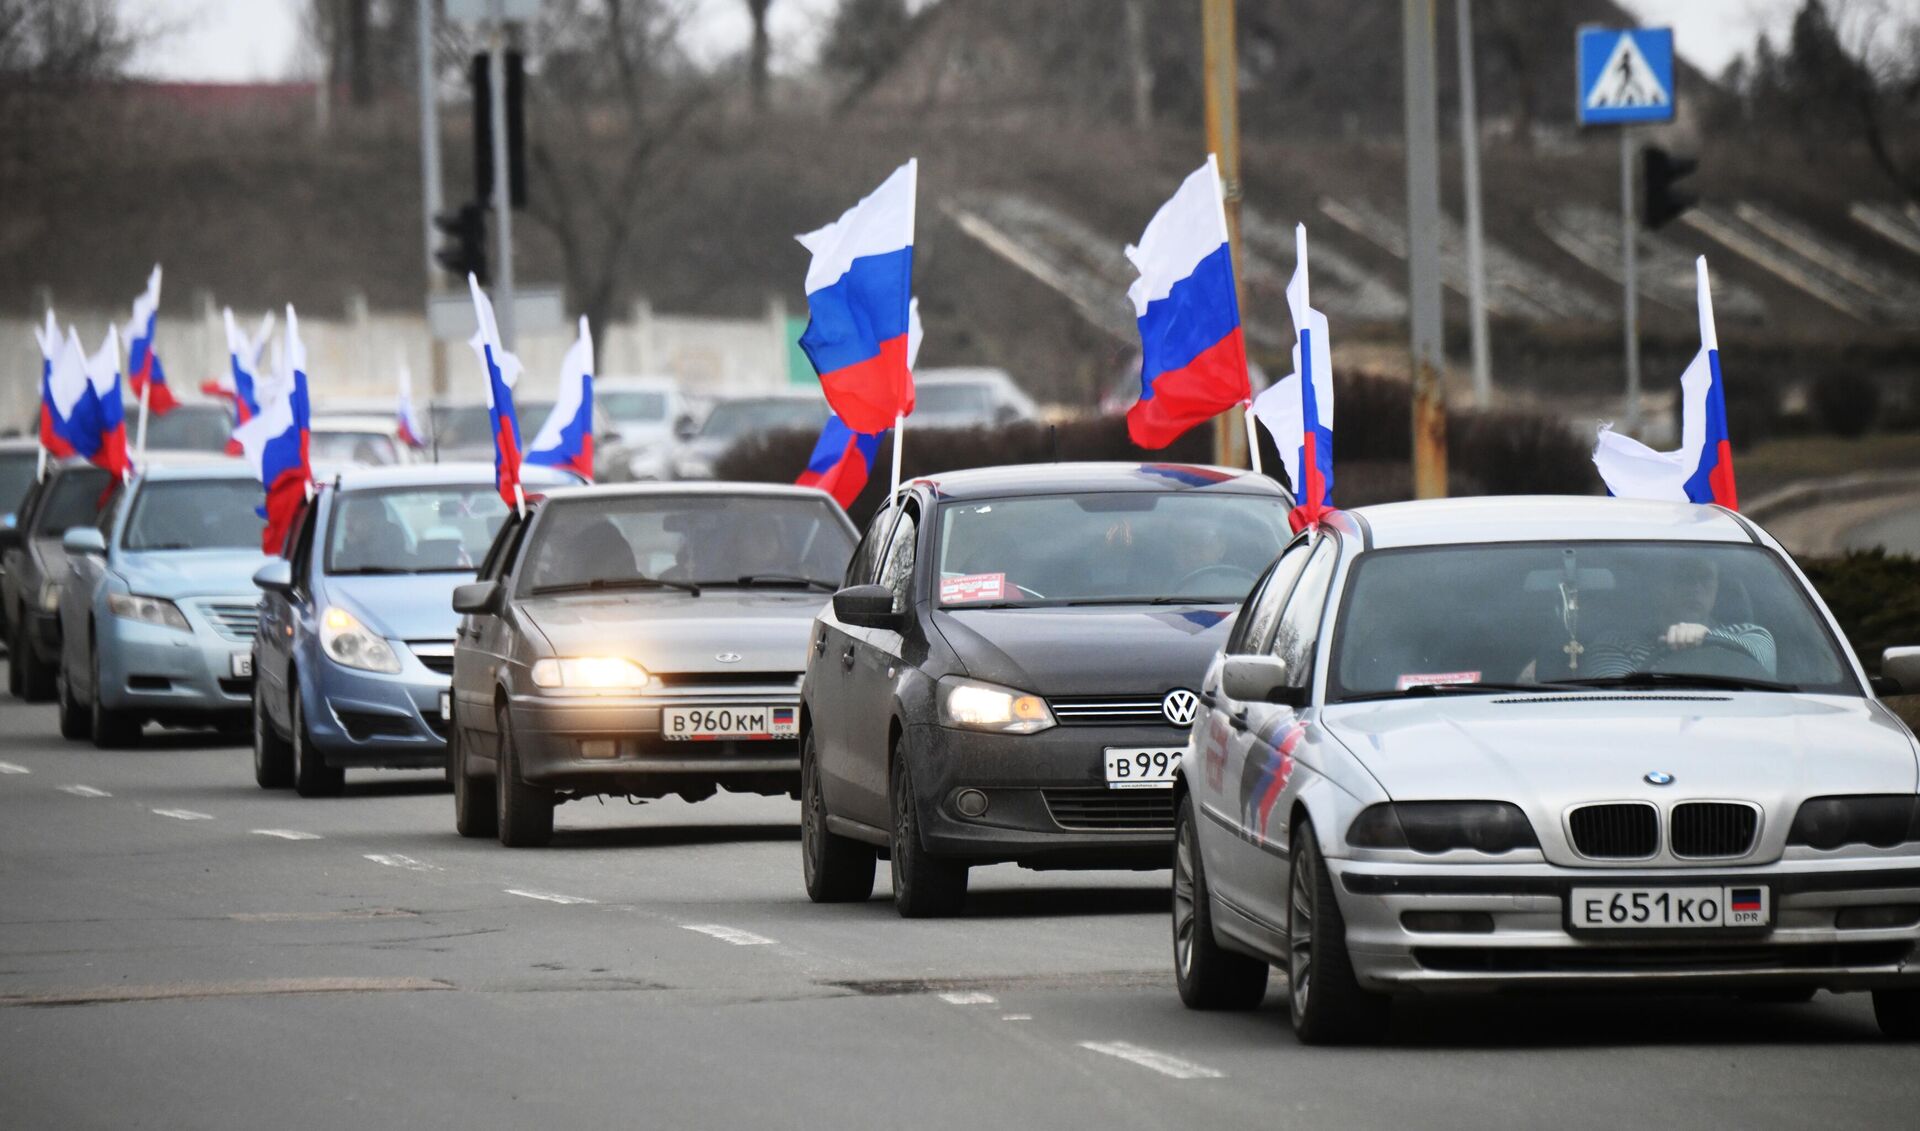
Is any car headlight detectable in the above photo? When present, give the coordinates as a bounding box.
[319,606,402,673]
[937,677,1055,734]
[530,656,650,691]
[1787,795,1920,850]
[105,592,190,631]
[40,581,63,612]
[1346,801,1540,854]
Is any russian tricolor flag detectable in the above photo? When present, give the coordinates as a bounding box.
[125,265,177,416]
[203,309,269,456]
[466,274,525,508]
[233,306,312,554]
[1124,156,1251,450]
[1249,224,1336,531]
[83,325,132,479]
[796,159,917,435]
[526,317,595,482]
[396,361,427,451]
[797,415,884,509]
[34,310,77,460]
[1592,257,1739,509]
[41,326,99,462]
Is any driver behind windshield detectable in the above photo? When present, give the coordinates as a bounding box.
[336,503,410,572]
[1585,557,1777,679]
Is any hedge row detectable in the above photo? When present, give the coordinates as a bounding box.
[1799,549,1920,675]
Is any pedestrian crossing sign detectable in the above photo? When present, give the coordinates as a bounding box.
[1577,27,1675,126]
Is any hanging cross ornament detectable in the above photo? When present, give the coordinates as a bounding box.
[1558,581,1584,672]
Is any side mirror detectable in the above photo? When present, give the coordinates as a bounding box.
[452,580,503,616]
[1222,654,1306,708]
[0,527,23,556]
[833,584,899,630]
[673,415,698,442]
[253,559,294,595]
[1879,647,1920,696]
[62,527,106,557]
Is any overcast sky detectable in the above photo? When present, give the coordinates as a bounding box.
[124,0,1802,84]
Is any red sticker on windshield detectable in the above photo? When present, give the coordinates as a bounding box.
[941,573,1006,604]
[1396,671,1481,691]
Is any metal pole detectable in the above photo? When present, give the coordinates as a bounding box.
[889,412,904,498]
[1456,0,1491,406]
[488,7,516,349]
[1404,0,1448,498]
[1620,128,1641,435]
[417,0,449,398]
[1201,0,1249,469]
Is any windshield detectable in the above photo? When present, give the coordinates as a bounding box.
[33,468,113,536]
[124,479,265,551]
[916,383,994,418]
[325,485,509,574]
[427,404,552,450]
[935,492,1290,607]
[1329,542,1857,700]
[698,399,828,441]
[142,405,234,452]
[0,453,35,517]
[520,494,854,593]
[602,390,668,423]
[310,431,400,466]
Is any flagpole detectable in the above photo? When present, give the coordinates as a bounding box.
[888,412,904,498]
[1241,400,1262,475]
[136,378,150,461]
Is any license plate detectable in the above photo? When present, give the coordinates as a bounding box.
[1569,885,1771,930]
[438,690,452,722]
[663,705,797,742]
[1103,747,1180,789]
[229,652,253,678]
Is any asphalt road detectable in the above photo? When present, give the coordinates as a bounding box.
[1,687,1916,1130]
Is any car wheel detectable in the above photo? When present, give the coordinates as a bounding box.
[14,619,53,702]
[495,705,553,847]
[889,748,967,918]
[89,643,141,749]
[6,615,21,698]
[57,657,91,741]
[801,730,875,903]
[452,705,497,839]
[1173,792,1269,1010]
[290,684,344,797]
[252,680,293,789]
[1288,821,1389,1045]
[1739,987,1818,1004]
[1874,988,1920,1039]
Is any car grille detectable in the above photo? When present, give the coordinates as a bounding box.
[651,671,802,689]
[1568,802,1659,859]
[1669,801,1760,859]
[336,710,414,742]
[201,600,260,642]
[1042,788,1175,832]
[1048,696,1176,728]
[408,642,455,676]
[1414,942,1908,975]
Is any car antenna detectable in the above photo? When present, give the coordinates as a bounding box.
[1048,423,1059,463]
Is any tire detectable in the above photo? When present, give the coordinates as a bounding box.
[451,705,497,839]
[495,705,553,847]
[801,730,875,903]
[6,614,21,698]
[290,684,344,797]
[1739,987,1818,1004]
[1874,988,1920,1039]
[57,658,91,741]
[252,680,293,789]
[1287,821,1390,1045]
[89,643,140,749]
[1173,792,1269,1009]
[889,748,967,918]
[14,619,54,702]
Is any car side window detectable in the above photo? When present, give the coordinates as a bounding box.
[1270,538,1339,688]
[96,485,126,536]
[289,501,320,592]
[1234,536,1314,655]
[476,512,526,582]
[876,503,919,615]
[845,503,897,588]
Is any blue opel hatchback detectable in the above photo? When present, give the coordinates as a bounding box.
[251,463,577,796]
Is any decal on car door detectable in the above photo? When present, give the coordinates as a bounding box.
[1237,719,1305,845]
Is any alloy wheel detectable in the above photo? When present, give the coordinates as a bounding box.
[1173,817,1197,979]
[1289,847,1315,1015]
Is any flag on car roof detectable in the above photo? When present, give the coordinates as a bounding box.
[41,327,101,462]
[396,360,427,451]
[526,316,595,482]
[1124,155,1251,449]
[83,325,131,479]
[796,159,917,435]
[203,309,271,456]
[1248,223,1335,532]
[125,265,177,415]
[1592,257,1738,509]
[795,297,920,508]
[33,310,75,460]
[466,273,525,508]
[233,305,312,553]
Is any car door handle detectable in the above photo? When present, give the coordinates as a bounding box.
[813,631,826,657]
[841,645,856,672]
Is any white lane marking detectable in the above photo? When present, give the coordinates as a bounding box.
[57,785,111,798]
[681,923,775,946]
[505,889,597,905]
[1078,1041,1225,1080]
[938,991,997,1005]
[365,853,438,872]
[1001,1014,1033,1022]
[252,829,322,841]
[0,761,30,774]
[151,808,214,821]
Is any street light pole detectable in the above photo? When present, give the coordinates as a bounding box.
[417,0,448,397]
[1405,0,1449,498]
[1620,128,1640,435]
[1456,0,1491,406]
[1201,0,1249,470]
[488,2,516,348]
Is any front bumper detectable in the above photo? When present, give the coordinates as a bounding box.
[1329,855,1920,993]
[98,598,257,719]
[508,685,801,799]
[904,721,1184,870]
[304,646,449,769]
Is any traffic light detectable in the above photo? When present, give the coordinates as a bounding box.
[434,203,489,284]
[471,51,527,210]
[1642,146,1699,230]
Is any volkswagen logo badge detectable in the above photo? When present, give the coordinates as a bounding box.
[715,652,742,664]
[1162,688,1200,727]
[1645,770,1675,786]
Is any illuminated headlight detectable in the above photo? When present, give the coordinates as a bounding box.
[1347,801,1539,855]
[106,592,189,631]
[937,677,1055,734]
[319,606,402,673]
[39,581,64,612]
[530,657,650,691]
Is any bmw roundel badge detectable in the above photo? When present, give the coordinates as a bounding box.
[1644,770,1675,786]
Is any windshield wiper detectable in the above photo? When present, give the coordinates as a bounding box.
[330,566,425,576]
[720,574,836,592]
[1339,681,1554,703]
[1548,672,1794,693]
[132,542,196,551]
[531,575,701,597]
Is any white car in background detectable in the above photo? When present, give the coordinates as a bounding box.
[913,368,1040,430]
[310,414,413,466]
[669,392,829,480]
[595,376,690,481]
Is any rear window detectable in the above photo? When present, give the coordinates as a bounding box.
[0,453,35,518]
[32,468,113,536]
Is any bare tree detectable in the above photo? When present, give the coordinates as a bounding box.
[0,0,138,82]
[745,0,772,114]
[1820,0,1920,205]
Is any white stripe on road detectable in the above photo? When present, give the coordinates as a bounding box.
[1001,1014,1033,1022]
[1078,1042,1225,1080]
[151,808,214,821]
[505,889,597,905]
[938,991,997,1005]
[681,924,775,946]
[0,761,30,774]
[252,829,321,841]
[57,785,111,798]
[365,854,438,872]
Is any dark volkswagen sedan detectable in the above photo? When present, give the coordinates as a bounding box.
[449,483,857,847]
[801,463,1292,916]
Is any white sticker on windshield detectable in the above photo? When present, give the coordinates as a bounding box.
[1396,670,1482,691]
[941,573,1007,604]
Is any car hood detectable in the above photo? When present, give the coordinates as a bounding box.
[116,549,268,599]
[520,588,821,674]
[932,604,1233,696]
[324,572,474,641]
[1323,692,1920,803]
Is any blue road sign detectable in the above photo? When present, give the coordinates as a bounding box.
[1577,27,1675,126]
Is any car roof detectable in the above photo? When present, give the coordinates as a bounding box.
[596,376,680,391]
[328,462,577,492]
[536,481,841,505]
[910,462,1288,501]
[134,461,259,484]
[311,415,400,433]
[1344,496,1758,549]
[0,437,42,454]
